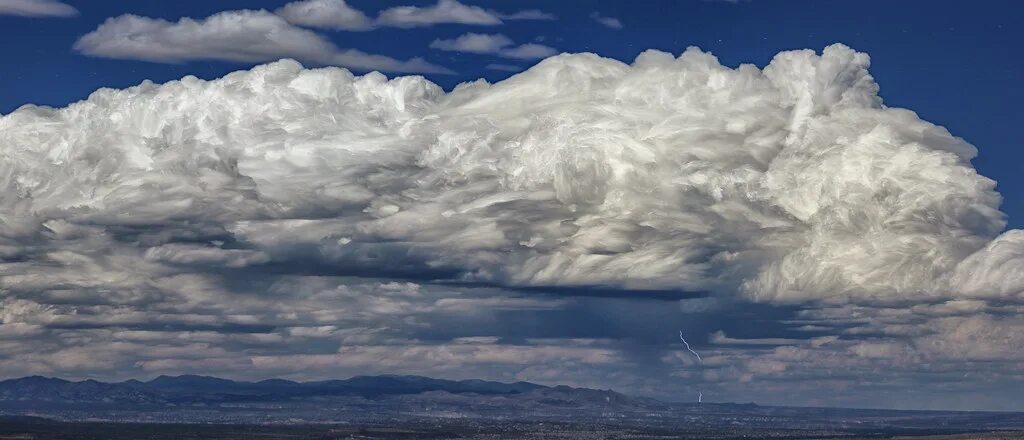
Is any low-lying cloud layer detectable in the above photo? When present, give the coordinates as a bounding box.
[1,44,1021,409]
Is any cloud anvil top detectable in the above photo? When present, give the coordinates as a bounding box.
[1,39,1023,410]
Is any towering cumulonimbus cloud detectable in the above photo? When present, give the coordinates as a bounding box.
[1,44,1020,305]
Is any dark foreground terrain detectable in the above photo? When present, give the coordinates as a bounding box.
[0,416,1022,440]
[1,375,1022,439]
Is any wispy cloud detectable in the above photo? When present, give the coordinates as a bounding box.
[485,63,522,72]
[430,33,557,59]
[277,0,555,30]
[497,9,556,21]
[590,12,623,30]
[430,33,514,54]
[377,0,501,28]
[74,0,556,74]
[0,0,77,17]
[74,10,451,74]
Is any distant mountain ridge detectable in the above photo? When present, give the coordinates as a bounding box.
[2,374,1024,436]
[0,374,607,405]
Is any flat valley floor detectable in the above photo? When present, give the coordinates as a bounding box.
[0,418,1022,440]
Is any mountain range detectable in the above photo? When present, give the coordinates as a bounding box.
[2,374,1024,437]
[0,374,555,404]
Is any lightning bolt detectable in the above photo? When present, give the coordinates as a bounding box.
[679,330,702,362]
[679,330,704,404]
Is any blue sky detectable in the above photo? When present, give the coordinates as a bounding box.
[1,0,1024,411]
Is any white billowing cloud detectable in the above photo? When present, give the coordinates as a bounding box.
[3,44,1024,408]
[0,0,77,17]
[590,12,623,30]
[2,44,1021,308]
[275,0,374,31]
[430,33,558,59]
[950,230,1024,298]
[73,10,450,74]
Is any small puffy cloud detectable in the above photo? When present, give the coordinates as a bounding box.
[498,43,558,59]
[590,12,623,29]
[0,0,77,17]
[275,0,373,31]
[73,10,450,74]
[430,33,558,59]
